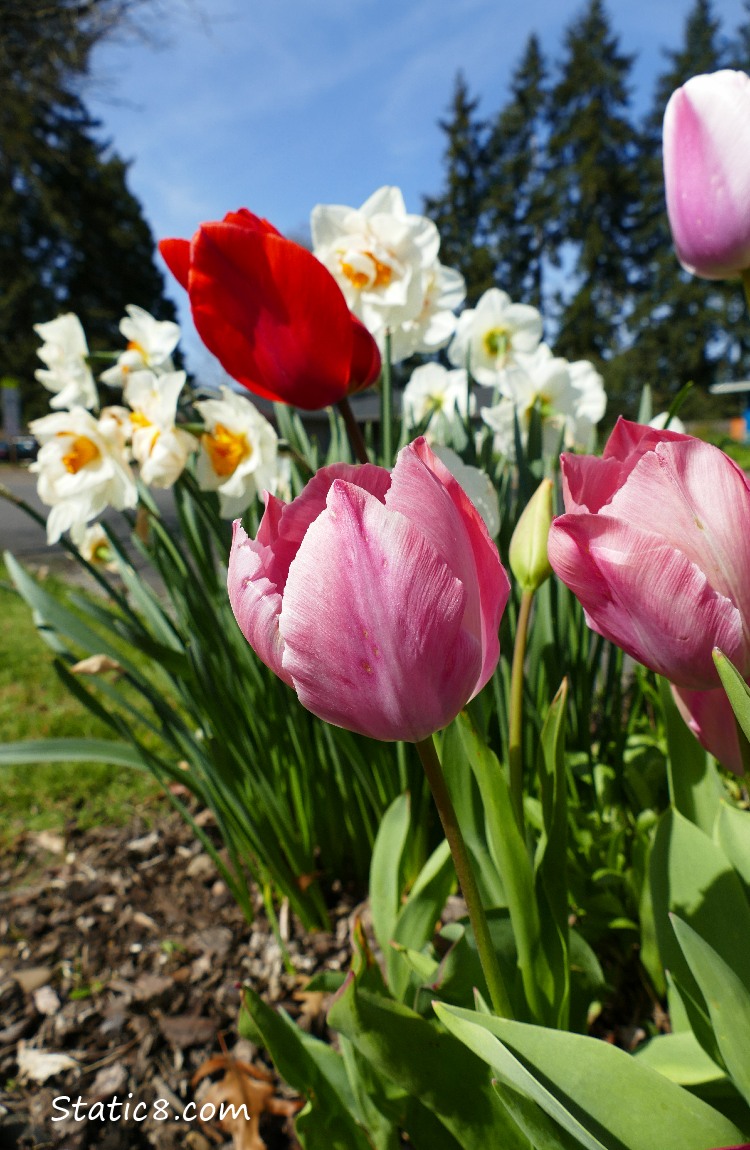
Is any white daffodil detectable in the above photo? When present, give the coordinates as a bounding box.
[649,411,686,434]
[448,289,543,386]
[195,386,280,519]
[125,370,197,488]
[566,359,607,451]
[34,313,98,411]
[481,344,581,459]
[29,407,137,543]
[402,362,474,447]
[76,523,118,570]
[481,346,607,459]
[100,305,181,387]
[431,444,500,538]
[390,263,466,363]
[311,186,441,343]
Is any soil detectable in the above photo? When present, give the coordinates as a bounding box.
[0,800,357,1150]
[0,797,667,1150]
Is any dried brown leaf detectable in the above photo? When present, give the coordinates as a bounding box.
[70,654,124,676]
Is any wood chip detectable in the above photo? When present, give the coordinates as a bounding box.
[13,967,53,995]
[32,985,60,1016]
[158,1013,218,1049]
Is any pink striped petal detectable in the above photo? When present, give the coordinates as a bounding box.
[228,520,291,685]
[548,514,744,689]
[386,438,508,694]
[672,684,744,775]
[562,418,693,513]
[605,439,750,665]
[279,479,482,741]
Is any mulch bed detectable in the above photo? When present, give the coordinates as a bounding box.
[0,803,357,1150]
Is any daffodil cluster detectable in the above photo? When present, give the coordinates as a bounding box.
[30,307,285,549]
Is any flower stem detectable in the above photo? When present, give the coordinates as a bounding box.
[508,589,535,832]
[415,734,514,1018]
[380,331,393,466]
[742,268,750,316]
[337,397,370,465]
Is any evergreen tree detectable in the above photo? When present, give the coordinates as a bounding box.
[629,0,741,418]
[0,0,176,422]
[730,2,750,77]
[423,72,495,303]
[546,0,641,385]
[483,35,553,310]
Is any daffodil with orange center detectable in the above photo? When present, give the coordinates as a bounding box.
[29,406,136,543]
[195,386,280,519]
[124,370,197,488]
[100,305,181,387]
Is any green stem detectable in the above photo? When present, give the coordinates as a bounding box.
[380,331,393,466]
[509,589,535,832]
[415,734,514,1018]
[337,397,370,465]
[742,268,750,315]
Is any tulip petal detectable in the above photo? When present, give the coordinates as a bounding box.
[158,238,191,290]
[671,684,744,775]
[348,316,382,393]
[548,514,745,689]
[189,224,355,409]
[228,519,291,685]
[258,461,391,593]
[386,438,508,694]
[664,71,750,278]
[279,479,482,741]
[604,438,750,662]
[562,417,693,513]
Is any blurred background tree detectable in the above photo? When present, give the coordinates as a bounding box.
[0,0,176,422]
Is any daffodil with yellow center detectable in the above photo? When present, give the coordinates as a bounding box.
[61,435,100,474]
[195,386,280,520]
[340,252,394,291]
[29,406,137,544]
[482,327,510,362]
[202,422,251,478]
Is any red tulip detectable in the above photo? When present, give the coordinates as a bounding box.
[159,209,381,411]
[548,419,750,690]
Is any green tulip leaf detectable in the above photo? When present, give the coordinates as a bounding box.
[715,802,750,899]
[649,808,750,1006]
[634,1030,726,1087]
[240,985,375,1149]
[434,1003,747,1150]
[370,793,411,961]
[660,677,724,835]
[671,915,750,1107]
[714,650,750,747]
[328,972,529,1149]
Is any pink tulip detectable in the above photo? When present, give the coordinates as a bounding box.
[228,438,509,742]
[671,684,744,775]
[547,418,750,690]
[663,70,750,279]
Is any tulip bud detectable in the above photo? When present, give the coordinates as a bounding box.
[509,478,554,593]
[663,70,750,280]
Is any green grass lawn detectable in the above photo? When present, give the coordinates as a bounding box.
[0,564,163,845]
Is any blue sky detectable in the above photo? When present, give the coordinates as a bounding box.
[87,0,748,377]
